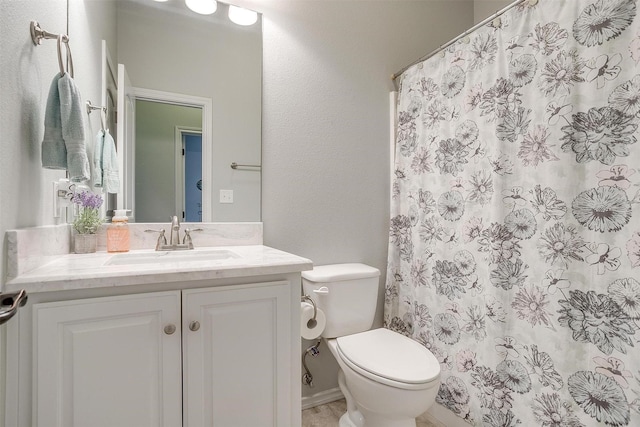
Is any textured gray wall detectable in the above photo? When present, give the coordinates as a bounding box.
[474,0,514,23]
[252,0,475,399]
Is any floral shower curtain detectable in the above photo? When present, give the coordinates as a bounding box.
[385,0,640,425]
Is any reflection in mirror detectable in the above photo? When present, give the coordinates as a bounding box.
[102,41,119,219]
[135,100,202,223]
[106,0,262,222]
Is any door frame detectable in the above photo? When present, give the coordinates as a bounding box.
[175,127,203,221]
[133,87,213,222]
[101,41,118,218]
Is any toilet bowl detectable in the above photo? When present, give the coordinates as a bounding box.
[302,264,441,427]
[327,328,440,427]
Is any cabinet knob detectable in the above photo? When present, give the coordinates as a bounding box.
[164,324,176,335]
[189,320,200,332]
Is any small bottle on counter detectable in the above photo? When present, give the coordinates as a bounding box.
[107,209,130,253]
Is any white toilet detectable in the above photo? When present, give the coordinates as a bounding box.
[302,263,441,427]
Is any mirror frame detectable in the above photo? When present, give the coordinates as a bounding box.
[128,87,213,222]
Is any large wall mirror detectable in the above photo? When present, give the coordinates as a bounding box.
[78,0,262,223]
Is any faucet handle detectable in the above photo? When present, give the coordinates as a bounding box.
[145,229,167,250]
[182,228,203,249]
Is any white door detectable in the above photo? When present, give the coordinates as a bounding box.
[117,63,136,220]
[33,291,182,427]
[182,282,291,427]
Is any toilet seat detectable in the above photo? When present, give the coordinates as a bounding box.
[335,328,440,390]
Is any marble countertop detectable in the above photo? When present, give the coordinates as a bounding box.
[5,245,313,294]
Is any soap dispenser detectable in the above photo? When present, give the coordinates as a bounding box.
[107,209,130,253]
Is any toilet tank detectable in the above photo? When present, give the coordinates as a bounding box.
[302,263,380,338]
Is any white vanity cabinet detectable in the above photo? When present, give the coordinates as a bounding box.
[182,282,291,427]
[4,242,311,427]
[31,281,292,427]
[33,291,183,427]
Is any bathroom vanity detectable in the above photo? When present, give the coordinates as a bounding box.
[3,224,312,427]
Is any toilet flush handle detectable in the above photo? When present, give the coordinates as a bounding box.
[313,286,329,295]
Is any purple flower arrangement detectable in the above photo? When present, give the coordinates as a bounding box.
[72,190,103,234]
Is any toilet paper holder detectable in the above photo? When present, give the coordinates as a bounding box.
[301,295,318,328]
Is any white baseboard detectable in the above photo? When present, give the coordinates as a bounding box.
[301,387,344,410]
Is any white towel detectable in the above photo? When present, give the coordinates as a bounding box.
[93,129,120,194]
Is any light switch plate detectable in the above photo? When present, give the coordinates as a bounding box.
[220,189,234,204]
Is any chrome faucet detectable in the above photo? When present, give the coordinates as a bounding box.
[169,215,181,246]
[145,216,202,251]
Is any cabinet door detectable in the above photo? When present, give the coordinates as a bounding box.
[183,282,291,427]
[33,291,182,427]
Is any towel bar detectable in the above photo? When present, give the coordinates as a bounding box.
[0,290,28,326]
[230,162,261,170]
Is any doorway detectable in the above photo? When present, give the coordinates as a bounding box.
[123,86,213,222]
[178,130,203,222]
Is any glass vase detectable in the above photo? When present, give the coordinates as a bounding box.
[74,233,97,254]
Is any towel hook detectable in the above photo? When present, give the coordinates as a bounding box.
[30,21,57,45]
[86,101,108,132]
[30,21,73,77]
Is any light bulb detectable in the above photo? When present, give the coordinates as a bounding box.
[185,0,218,15]
[228,5,258,26]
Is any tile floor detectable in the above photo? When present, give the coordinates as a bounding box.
[302,399,440,427]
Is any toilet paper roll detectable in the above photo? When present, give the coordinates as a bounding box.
[300,301,326,340]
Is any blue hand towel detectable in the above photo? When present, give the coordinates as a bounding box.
[58,73,89,182]
[93,129,120,194]
[41,73,67,170]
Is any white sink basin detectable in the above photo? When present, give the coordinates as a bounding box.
[105,249,240,266]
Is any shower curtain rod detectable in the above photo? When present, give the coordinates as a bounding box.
[391,0,528,81]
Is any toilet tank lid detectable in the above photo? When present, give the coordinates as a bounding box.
[302,263,380,282]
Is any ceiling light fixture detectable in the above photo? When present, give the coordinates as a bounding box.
[185,0,218,15]
[228,5,258,26]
